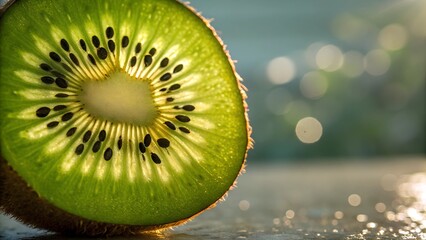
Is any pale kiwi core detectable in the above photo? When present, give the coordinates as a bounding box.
[80,71,158,125]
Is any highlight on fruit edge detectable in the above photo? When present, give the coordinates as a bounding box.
[1,0,425,239]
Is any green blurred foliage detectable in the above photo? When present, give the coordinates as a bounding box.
[191,1,425,161]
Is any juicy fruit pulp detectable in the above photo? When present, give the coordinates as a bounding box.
[0,0,249,229]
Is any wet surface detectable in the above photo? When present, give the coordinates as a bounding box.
[1,157,426,239]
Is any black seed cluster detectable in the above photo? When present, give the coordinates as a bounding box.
[54,105,67,111]
[47,121,59,128]
[145,54,193,137]
[35,26,198,167]
[117,137,123,150]
[37,27,129,139]
[104,147,113,161]
[40,63,52,71]
[179,127,190,133]
[36,107,50,118]
[157,138,170,148]
[106,27,114,39]
[80,39,87,51]
[37,27,145,162]
[69,53,79,66]
[165,105,194,133]
[134,133,172,164]
[122,36,129,48]
[108,40,116,52]
[60,39,70,52]
[88,54,96,65]
[182,105,195,111]
[92,36,100,48]
[160,58,169,68]
[97,48,108,60]
[68,127,117,161]
[77,27,119,67]
[173,64,183,73]
[83,130,92,143]
[40,74,61,85]
[40,76,53,84]
[36,102,75,130]
[39,61,70,90]
[99,130,106,141]
[49,52,61,62]
[55,77,68,88]
[123,42,165,69]
[55,93,69,98]
[149,52,194,139]
[67,127,77,137]
[151,153,161,164]
[61,112,73,121]
[144,134,151,147]
[92,141,101,153]
[176,115,190,123]
[164,121,176,130]
[169,84,180,91]
[135,43,142,54]
[160,73,172,81]
[130,56,137,67]
[144,55,152,67]
[75,144,84,155]
[139,142,146,153]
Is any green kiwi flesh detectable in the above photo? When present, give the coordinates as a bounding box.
[0,0,250,235]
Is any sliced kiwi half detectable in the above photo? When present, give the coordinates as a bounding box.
[0,0,251,236]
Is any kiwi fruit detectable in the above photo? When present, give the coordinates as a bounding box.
[0,0,251,236]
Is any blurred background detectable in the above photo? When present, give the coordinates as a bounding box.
[0,1,425,239]
[191,0,425,162]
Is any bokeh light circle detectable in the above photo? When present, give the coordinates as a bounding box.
[295,117,323,144]
[267,56,296,85]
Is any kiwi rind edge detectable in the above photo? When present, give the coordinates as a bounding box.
[0,0,15,17]
[0,156,202,236]
[0,0,253,236]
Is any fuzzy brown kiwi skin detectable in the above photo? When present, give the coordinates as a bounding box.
[0,155,248,237]
[0,157,199,237]
[0,1,253,236]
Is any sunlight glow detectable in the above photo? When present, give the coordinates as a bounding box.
[378,24,408,51]
[300,71,328,99]
[315,44,344,72]
[364,49,391,76]
[267,56,296,85]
